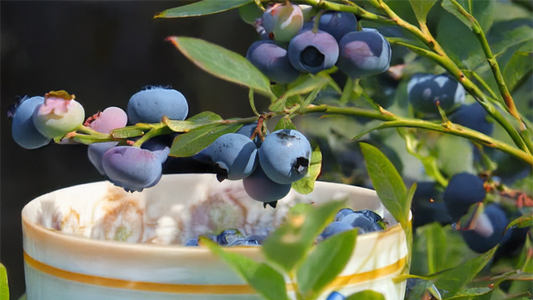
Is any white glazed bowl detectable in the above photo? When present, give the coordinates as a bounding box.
[22,174,409,300]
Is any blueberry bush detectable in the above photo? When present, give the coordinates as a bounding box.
[4,0,533,300]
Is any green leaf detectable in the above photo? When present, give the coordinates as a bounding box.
[18,295,25,300]
[360,142,409,228]
[345,290,386,300]
[262,201,346,273]
[438,0,495,69]
[431,247,498,298]
[155,0,253,18]
[441,0,474,29]
[506,214,533,231]
[425,222,448,274]
[269,74,329,111]
[292,147,322,195]
[274,116,297,131]
[297,229,358,299]
[168,37,273,97]
[436,135,475,176]
[169,123,242,157]
[163,111,223,132]
[503,49,533,91]
[0,263,8,300]
[409,0,438,24]
[489,25,533,57]
[110,126,145,139]
[201,238,290,300]
[446,287,493,299]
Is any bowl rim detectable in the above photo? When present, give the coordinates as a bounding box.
[22,174,411,255]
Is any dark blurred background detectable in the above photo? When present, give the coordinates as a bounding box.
[1,1,263,297]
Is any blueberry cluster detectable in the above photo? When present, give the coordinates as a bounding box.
[86,87,188,192]
[246,3,392,83]
[443,173,510,253]
[9,91,85,150]
[205,127,313,207]
[185,229,265,247]
[184,208,385,247]
[319,208,385,241]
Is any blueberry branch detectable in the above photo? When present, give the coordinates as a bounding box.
[299,105,533,165]
[295,0,394,24]
[448,0,524,130]
[358,0,531,155]
[295,0,530,153]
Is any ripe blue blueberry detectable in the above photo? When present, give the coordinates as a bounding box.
[334,208,356,222]
[288,30,339,74]
[326,291,346,300]
[236,122,263,147]
[315,11,357,42]
[258,129,312,184]
[412,182,452,229]
[217,228,245,246]
[10,96,51,149]
[102,146,163,192]
[88,142,118,175]
[243,164,292,204]
[246,40,300,84]
[127,87,189,124]
[320,221,353,240]
[461,204,510,253]
[206,133,258,181]
[337,28,391,78]
[443,173,486,221]
[450,102,494,136]
[407,73,465,114]
[339,210,384,234]
[262,3,304,43]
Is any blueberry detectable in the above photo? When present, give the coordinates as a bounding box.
[450,102,493,136]
[407,73,465,114]
[10,96,51,149]
[334,208,356,222]
[102,146,163,192]
[443,173,486,221]
[320,221,353,240]
[243,164,292,203]
[236,122,263,147]
[262,3,304,42]
[140,137,171,164]
[288,30,339,74]
[217,228,244,246]
[88,142,118,175]
[326,291,346,300]
[337,28,391,78]
[185,238,199,246]
[127,87,188,124]
[315,11,357,42]
[340,210,384,234]
[88,106,128,134]
[228,236,263,246]
[246,40,300,84]
[461,204,510,253]
[258,129,312,184]
[206,133,258,181]
[32,91,85,139]
[412,182,452,229]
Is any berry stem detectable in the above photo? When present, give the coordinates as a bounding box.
[248,89,260,116]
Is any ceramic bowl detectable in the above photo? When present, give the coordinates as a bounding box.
[22,174,409,300]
